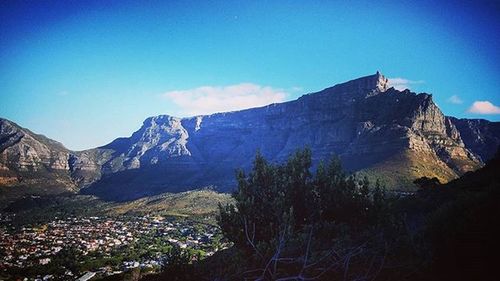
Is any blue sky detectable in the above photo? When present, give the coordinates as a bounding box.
[1,0,499,150]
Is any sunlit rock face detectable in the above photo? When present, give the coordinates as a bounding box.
[81,72,492,200]
[1,72,499,201]
[0,118,75,190]
[0,118,106,192]
[447,117,500,162]
[101,115,192,172]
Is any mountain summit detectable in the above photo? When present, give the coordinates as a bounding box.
[1,72,499,201]
[329,71,389,93]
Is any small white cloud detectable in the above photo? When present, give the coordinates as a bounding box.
[163,83,288,116]
[388,78,424,91]
[447,95,463,104]
[468,101,500,114]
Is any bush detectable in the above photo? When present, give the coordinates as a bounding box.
[218,149,389,243]
[216,149,394,280]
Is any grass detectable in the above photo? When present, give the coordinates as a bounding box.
[355,150,459,191]
[2,188,234,226]
[109,188,234,218]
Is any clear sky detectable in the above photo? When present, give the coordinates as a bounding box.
[1,0,499,150]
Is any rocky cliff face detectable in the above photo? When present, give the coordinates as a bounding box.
[0,119,106,202]
[447,117,500,162]
[1,72,499,201]
[81,72,491,199]
[0,118,75,202]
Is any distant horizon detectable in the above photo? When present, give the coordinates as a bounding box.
[1,0,500,150]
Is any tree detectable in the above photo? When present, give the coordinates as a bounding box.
[216,149,394,280]
[157,245,194,281]
[413,176,441,189]
[218,148,387,251]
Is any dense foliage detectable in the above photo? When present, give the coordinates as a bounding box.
[146,148,500,280]
[218,149,388,243]
[410,149,500,280]
[215,149,401,280]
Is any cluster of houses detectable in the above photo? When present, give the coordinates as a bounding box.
[0,214,229,280]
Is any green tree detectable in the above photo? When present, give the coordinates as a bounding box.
[159,245,194,281]
[218,149,385,250]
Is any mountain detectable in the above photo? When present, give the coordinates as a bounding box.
[0,118,74,200]
[0,118,111,204]
[447,117,500,162]
[81,72,497,199]
[1,72,499,201]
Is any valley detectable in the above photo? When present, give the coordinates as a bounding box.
[0,190,232,280]
[1,73,499,281]
[2,1,499,279]
[0,214,230,280]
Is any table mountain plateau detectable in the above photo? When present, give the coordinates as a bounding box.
[1,72,499,201]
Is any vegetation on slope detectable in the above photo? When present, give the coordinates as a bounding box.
[356,150,459,190]
[2,189,233,226]
[145,148,499,281]
[109,188,234,218]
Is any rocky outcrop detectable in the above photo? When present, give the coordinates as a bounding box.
[0,119,102,196]
[81,72,491,199]
[2,72,499,201]
[100,115,192,172]
[447,117,500,162]
[0,119,69,185]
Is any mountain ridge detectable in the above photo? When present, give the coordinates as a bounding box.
[1,72,499,202]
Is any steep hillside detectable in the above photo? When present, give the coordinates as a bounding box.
[448,117,500,162]
[82,72,488,199]
[0,119,111,205]
[0,119,75,204]
[2,189,232,225]
[2,72,499,201]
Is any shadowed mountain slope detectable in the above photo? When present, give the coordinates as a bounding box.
[80,72,494,200]
[1,72,499,201]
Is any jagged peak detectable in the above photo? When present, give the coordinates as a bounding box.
[0,118,21,130]
[374,71,389,92]
[354,71,389,92]
[142,115,181,126]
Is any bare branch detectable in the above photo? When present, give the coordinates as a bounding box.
[299,226,314,278]
[244,216,263,259]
